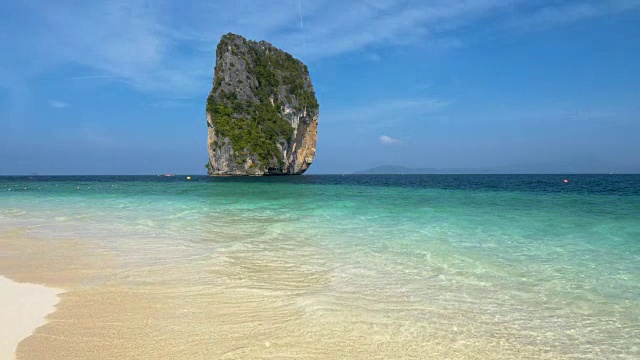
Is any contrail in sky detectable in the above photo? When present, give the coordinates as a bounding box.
[298,0,307,57]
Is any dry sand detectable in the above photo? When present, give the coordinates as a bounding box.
[0,276,62,360]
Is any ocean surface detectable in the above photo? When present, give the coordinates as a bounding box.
[1,174,639,358]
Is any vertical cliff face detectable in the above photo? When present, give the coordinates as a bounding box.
[206,33,319,176]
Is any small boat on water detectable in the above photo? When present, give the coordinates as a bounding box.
[160,174,175,177]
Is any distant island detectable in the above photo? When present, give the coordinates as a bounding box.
[356,160,637,174]
[206,33,319,176]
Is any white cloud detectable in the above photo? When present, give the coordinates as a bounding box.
[379,135,401,144]
[49,100,69,109]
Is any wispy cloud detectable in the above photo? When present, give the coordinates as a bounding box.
[503,1,640,31]
[2,0,639,98]
[49,100,69,109]
[379,135,401,144]
[3,0,209,95]
[324,98,451,124]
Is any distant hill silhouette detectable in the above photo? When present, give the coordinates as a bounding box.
[356,160,638,174]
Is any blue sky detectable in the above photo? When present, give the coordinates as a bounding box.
[1,0,639,175]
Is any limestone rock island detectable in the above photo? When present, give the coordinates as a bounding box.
[206,33,319,176]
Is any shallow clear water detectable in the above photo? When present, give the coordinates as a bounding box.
[1,175,639,358]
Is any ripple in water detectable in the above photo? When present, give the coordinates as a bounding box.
[1,175,639,358]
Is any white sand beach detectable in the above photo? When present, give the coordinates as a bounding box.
[0,276,62,360]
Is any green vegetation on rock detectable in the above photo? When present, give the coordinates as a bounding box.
[207,94,292,166]
[207,33,318,168]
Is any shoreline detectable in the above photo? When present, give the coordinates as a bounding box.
[1,202,638,359]
[0,227,561,359]
[0,275,62,360]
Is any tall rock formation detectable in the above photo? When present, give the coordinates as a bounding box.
[206,33,319,176]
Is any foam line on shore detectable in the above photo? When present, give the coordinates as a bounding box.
[0,276,62,360]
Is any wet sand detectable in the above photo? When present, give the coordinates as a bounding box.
[0,228,560,359]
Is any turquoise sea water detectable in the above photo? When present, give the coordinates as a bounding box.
[1,175,639,357]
